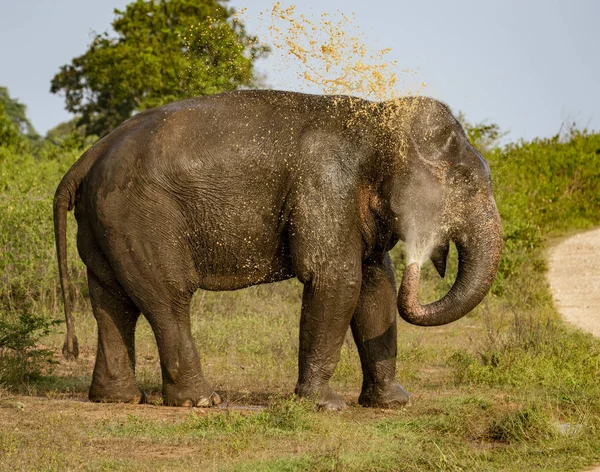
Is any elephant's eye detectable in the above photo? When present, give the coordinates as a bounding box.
[452,163,475,184]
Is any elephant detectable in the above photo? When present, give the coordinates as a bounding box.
[54,90,502,410]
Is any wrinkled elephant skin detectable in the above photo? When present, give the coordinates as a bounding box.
[54,90,502,410]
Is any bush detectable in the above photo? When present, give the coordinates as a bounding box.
[0,102,28,153]
[0,147,86,317]
[0,309,61,385]
[487,129,600,295]
[446,127,600,411]
[1,144,86,388]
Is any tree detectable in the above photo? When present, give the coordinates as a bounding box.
[45,117,86,142]
[0,102,27,152]
[458,112,506,154]
[51,0,269,137]
[0,87,38,142]
[39,117,96,158]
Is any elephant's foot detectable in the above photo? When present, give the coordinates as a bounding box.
[295,383,346,411]
[358,381,410,409]
[89,379,144,404]
[163,381,222,408]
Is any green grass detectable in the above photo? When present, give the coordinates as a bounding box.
[1,390,597,471]
[1,128,600,471]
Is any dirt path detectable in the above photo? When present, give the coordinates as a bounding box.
[547,228,600,337]
[547,228,600,472]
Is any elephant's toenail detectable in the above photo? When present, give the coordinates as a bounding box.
[196,397,211,407]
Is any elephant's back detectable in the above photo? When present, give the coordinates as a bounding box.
[77,92,310,290]
[81,90,367,187]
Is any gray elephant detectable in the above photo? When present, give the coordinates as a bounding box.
[54,90,502,410]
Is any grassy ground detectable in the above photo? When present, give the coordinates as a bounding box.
[1,130,600,471]
[1,288,599,471]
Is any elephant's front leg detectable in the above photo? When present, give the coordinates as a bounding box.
[295,267,362,411]
[351,253,410,408]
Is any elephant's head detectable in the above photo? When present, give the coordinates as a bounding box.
[379,97,503,326]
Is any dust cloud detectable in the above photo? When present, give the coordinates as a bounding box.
[235,3,459,267]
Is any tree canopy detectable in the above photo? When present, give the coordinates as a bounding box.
[51,0,269,137]
[0,87,38,142]
[0,102,26,152]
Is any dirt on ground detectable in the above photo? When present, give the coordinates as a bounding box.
[547,228,600,337]
[547,228,600,472]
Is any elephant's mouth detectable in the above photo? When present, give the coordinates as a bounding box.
[429,240,450,278]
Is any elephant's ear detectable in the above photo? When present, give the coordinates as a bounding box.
[411,128,461,172]
[390,131,458,215]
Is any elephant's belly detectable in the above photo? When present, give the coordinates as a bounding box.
[193,239,296,291]
[181,187,296,291]
[195,255,295,291]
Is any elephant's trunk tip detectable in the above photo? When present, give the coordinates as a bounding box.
[397,262,424,324]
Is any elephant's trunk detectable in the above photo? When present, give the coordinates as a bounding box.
[397,199,503,326]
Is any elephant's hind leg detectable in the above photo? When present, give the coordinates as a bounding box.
[87,270,143,404]
[90,195,219,407]
[141,297,221,408]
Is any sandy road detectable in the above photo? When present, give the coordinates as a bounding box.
[547,228,600,337]
[547,228,600,472]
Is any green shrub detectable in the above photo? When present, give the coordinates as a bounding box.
[445,129,600,414]
[0,148,86,319]
[0,309,61,385]
[0,102,28,153]
[1,144,85,388]
[488,130,600,295]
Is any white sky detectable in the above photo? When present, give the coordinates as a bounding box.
[0,0,598,141]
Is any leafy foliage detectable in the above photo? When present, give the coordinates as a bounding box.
[446,127,600,420]
[38,118,97,160]
[0,87,38,141]
[459,111,507,153]
[0,310,61,385]
[45,117,88,143]
[50,0,269,137]
[487,129,600,295]
[0,101,28,152]
[0,146,84,384]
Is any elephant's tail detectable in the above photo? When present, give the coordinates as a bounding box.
[53,145,103,360]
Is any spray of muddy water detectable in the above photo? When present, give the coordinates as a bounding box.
[237,4,451,267]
